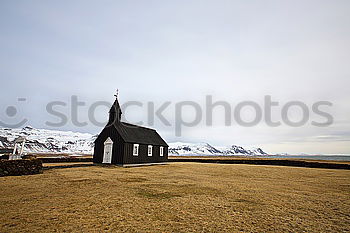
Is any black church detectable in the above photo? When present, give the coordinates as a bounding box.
[93,94,168,165]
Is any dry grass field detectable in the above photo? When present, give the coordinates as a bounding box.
[0,163,349,232]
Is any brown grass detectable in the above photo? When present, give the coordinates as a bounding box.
[0,163,349,232]
[169,155,350,164]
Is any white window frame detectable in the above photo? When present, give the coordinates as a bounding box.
[160,146,164,157]
[148,145,153,156]
[133,144,139,156]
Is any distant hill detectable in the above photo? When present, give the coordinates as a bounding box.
[0,126,268,156]
[169,142,267,156]
[0,126,96,154]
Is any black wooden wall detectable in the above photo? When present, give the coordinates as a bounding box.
[123,143,168,164]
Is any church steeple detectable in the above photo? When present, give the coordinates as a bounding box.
[108,90,122,125]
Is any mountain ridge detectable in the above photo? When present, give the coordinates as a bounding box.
[169,142,268,156]
[0,126,268,156]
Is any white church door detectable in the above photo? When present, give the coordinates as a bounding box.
[103,137,113,164]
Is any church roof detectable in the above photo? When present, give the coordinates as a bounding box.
[113,122,168,146]
[101,94,168,147]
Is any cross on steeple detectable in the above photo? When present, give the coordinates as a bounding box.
[114,89,119,99]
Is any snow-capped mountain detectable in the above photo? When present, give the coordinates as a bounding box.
[0,126,96,154]
[169,142,267,156]
[0,126,267,156]
[168,142,222,155]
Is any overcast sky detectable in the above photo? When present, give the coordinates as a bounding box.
[1,0,349,154]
